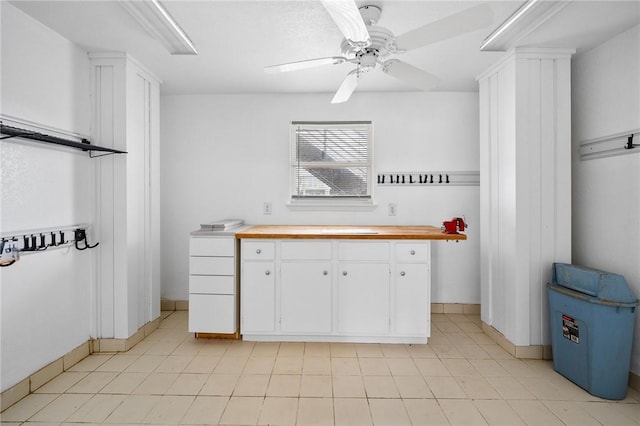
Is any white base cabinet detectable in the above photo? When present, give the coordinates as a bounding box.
[241,239,431,343]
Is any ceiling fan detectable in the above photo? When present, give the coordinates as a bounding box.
[264,0,494,103]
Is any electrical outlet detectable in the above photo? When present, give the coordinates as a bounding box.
[388,203,397,216]
[263,202,272,215]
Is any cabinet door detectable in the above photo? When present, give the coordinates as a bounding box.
[395,263,429,335]
[241,261,276,333]
[337,263,390,334]
[188,294,236,333]
[280,262,332,333]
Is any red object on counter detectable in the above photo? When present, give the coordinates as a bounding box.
[442,217,466,234]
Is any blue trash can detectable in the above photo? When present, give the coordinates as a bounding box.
[547,263,638,400]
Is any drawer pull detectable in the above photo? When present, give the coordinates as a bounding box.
[265,270,271,276]
[256,249,262,254]
[342,271,348,276]
[400,271,406,277]
[323,270,328,276]
[410,250,416,255]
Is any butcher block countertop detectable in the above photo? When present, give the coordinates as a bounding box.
[235,225,466,240]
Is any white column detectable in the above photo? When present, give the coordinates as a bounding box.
[478,48,573,347]
[89,52,161,339]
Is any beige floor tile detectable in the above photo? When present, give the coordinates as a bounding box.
[244,356,276,374]
[355,343,383,358]
[439,399,488,425]
[258,397,298,426]
[33,371,88,394]
[199,373,239,396]
[225,340,255,357]
[498,359,540,377]
[143,394,194,424]
[393,375,433,398]
[358,358,390,375]
[172,340,203,356]
[233,374,270,397]
[165,373,208,395]
[183,356,220,374]
[273,356,303,374]
[297,397,334,426]
[99,372,149,394]
[483,343,516,359]
[414,358,451,377]
[333,398,372,426]
[442,358,481,377]
[486,376,537,400]
[0,393,58,422]
[469,359,511,378]
[435,321,463,333]
[156,355,194,373]
[456,343,493,359]
[407,344,438,358]
[517,376,570,400]
[133,372,179,395]
[457,321,484,333]
[331,357,360,375]
[66,354,113,372]
[427,331,451,345]
[278,342,305,357]
[403,399,449,425]
[330,343,357,357]
[368,398,411,426]
[305,342,331,357]
[219,396,262,425]
[380,344,410,358]
[431,344,465,359]
[303,356,331,375]
[469,332,499,345]
[543,400,601,425]
[251,342,280,357]
[266,374,301,397]
[66,371,118,394]
[386,358,420,376]
[213,355,248,374]
[363,375,399,398]
[180,395,228,425]
[300,375,332,397]
[507,400,564,425]
[29,393,93,422]
[197,341,232,357]
[95,354,140,372]
[425,376,467,399]
[65,394,126,423]
[456,376,502,399]
[446,331,478,346]
[333,375,366,398]
[474,399,526,425]
[124,354,167,373]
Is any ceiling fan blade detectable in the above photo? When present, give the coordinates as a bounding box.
[321,0,371,50]
[264,56,347,74]
[382,59,440,90]
[395,4,494,52]
[331,69,360,104]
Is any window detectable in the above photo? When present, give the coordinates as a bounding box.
[290,121,373,206]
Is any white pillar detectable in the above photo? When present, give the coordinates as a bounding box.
[89,52,161,339]
[478,48,573,349]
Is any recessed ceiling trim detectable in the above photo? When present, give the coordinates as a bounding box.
[480,0,572,51]
[119,0,197,55]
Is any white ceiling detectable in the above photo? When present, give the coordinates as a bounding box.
[9,1,640,96]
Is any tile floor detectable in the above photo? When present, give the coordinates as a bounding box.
[2,311,639,425]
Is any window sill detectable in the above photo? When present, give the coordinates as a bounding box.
[286,199,378,212]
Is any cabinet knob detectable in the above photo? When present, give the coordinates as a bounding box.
[256,249,262,254]
[342,271,348,276]
[410,250,416,255]
[323,270,328,276]
[265,270,270,276]
[400,271,406,276]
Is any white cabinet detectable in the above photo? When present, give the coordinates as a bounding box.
[188,235,239,336]
[240,238,431,343]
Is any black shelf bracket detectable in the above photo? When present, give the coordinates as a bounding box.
[0,122,127,156]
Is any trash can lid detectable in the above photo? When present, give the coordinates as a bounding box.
[552,263,638,304]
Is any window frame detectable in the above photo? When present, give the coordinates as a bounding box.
[287,121,375,211]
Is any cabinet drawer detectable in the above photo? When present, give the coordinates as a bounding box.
[188,294,237,333]
[190,275,235,294]
[338,241,390,261]
[395,242,430,263]
[281,241,332,260]
[242,241,275,260]
[189,257,235,275]
[190,237,235,256]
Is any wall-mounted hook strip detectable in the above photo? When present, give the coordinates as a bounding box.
[377,171,480,186]
[74,228,99,251]
[625,134,635,150]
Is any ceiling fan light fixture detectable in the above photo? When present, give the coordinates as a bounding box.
[120,0,197,55]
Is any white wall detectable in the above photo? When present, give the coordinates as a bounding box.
[160,92,481,304]
[572,25,640,376]
[0,3,93,391]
